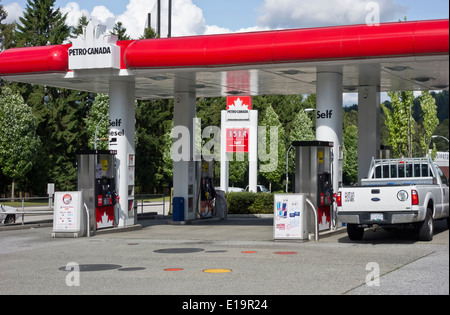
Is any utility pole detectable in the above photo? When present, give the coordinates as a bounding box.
[168,0,172,37]
[157,0,161,38]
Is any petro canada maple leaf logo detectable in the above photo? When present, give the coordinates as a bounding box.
[227,96,252,111]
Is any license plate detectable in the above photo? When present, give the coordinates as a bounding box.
[370,213,384,221]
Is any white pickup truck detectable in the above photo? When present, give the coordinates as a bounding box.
[337,157,449,241]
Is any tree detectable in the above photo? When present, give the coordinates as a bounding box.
[9,5,92,193]
[140,26,159,39]
[343,125,358,185]
[289,110,315,142]
[71,15,88,37]
[135,99,174,193]
[84,94,109,150]
[0,0,15,50]
[259,104,286,191]
[382,91,415,158]
[0,87,40,197]
[419,91,439,157]
[15,0,70,46]
[342,109,359,185]
[110,21,131,40]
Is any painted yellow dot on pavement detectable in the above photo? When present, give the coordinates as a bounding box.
[203,269,232,274]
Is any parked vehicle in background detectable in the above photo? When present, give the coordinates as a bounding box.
[1,204,18,224]
[337,157,449,241]
[227,187,245,192]
[245,185,270,193]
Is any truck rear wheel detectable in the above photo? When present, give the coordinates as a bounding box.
[417,209,433,242]
[347,224,364,241]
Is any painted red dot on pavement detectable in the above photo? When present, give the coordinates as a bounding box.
[274,251,297,255]
[242,251,258,254]
[164,268,184,271]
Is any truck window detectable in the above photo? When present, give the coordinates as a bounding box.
[373,162,432,178]
[436,165,449,186]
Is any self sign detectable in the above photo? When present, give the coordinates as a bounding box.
[317,110,333,119]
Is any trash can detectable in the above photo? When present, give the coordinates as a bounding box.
[172,197,185,222]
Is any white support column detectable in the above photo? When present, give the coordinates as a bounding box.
[220,111,229,193]
[173,73,197,221]
[358,86,380,181]
[109,79,135,227]
[248,110,258,193]
[316,66,343,191]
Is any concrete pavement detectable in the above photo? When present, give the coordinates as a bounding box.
[0,217,448,296]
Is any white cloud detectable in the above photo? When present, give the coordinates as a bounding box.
[257,0,409,29]
[91,6,116,29]
[60,2,89,28]
[4,2,23,24]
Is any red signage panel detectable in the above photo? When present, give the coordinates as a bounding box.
[226,128,249,153]
[226,96,252,111]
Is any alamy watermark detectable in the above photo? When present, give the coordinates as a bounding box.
[366,2,380,26]
[365,262,380,287]
[171,119,279,173]
[65,262,80,287]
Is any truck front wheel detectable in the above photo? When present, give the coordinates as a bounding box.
[417,209,433,242]
[347,224,364,241]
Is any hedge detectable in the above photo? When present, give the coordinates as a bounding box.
[225,192,274,214]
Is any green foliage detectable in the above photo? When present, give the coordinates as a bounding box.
[1,0,447,197]
[248,193,274,214]
[110,21,131,40]
[15,0,70,46]
[140,26,159,40]
[259,104,286,191]
[382,91,415,158]
[0,87,40,180]
[135,99,174,194]
[289,110,315,142]
[419,91,439,157]
[226,192,274,214]
[84,94,109,150]
[71,15,88,37]
[343,125,358,184]
[382,91,443,158]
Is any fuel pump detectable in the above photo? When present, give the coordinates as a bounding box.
[293,141,334,231]
[95,174,118,227]
[77,150,118,232]
[198,160,216,219]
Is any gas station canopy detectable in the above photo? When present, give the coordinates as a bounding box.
[0,19,448,99]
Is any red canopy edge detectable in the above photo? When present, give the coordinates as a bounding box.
[124,20,449,69]
[0,19,448,76]
[0,44,71,75]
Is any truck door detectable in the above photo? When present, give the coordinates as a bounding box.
[436,165,449,217]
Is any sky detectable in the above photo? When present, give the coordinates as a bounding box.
[3,0,449,38]
[2,0,449,104]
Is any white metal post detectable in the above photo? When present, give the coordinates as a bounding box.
[316,66,343,192]
[109,79,135,227]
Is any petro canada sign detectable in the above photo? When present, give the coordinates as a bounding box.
[69,20,121,70]
[226,96,252,120]
[225,96,253,153]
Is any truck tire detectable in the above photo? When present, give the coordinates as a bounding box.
[417,209,433,242]
[347,224,364,241]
